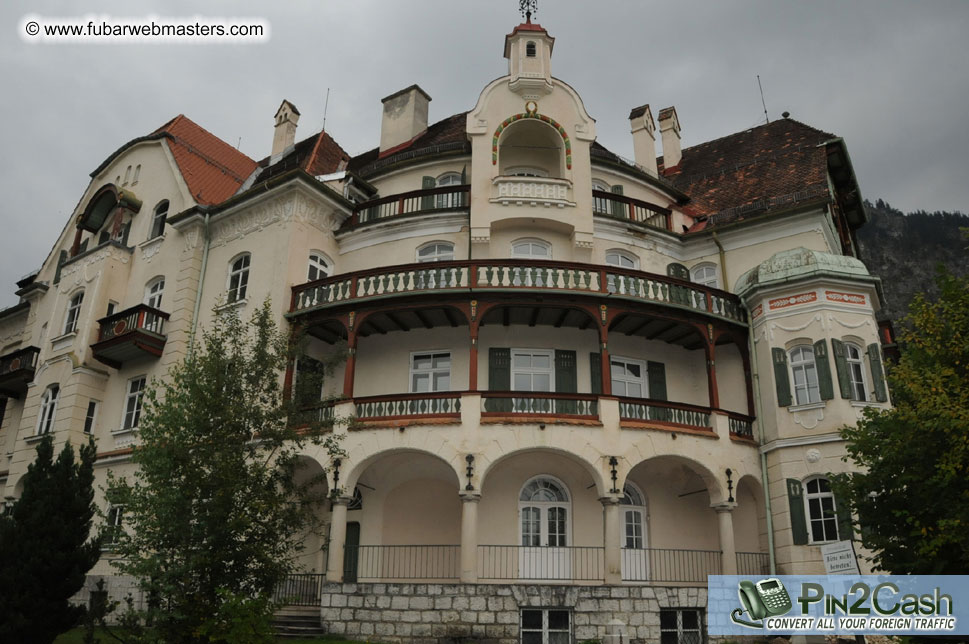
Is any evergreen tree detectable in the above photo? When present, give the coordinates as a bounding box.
[0,434,100,643]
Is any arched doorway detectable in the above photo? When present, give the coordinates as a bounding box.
[620,482,649,580]
[518,475,571,579]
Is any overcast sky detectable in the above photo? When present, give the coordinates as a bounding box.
[2,1,968,308]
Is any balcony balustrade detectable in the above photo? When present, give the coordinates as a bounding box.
[354,392,462,421]
[491,176,574,208]
[0,346,40,398]
[344,185,470,229]
[592,189,672,231]
[91,304,169,369]
[727,412,756,440]
[617,398,712,431]
[480,392,599,419]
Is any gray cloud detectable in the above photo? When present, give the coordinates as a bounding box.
[2,0,967,307]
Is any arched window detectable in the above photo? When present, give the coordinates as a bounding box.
[511,239,551,259]
[36,385,59,435]
[64,291,84,335]
[605,250,637,269]
[520,476,569,503]
[144,277,165,310]
[227,254,251,303]
[519,476,570,552]
[505,166,549,178]
[789,346,820,405]
[592,180,611,215]
[417,242,455,263]
[149,201,168,239]
[691,263,719,289]
[307,253,330,282]
[804,477,839,542]
[845,343,868,402]
[436,172,464,208]
[620,482,649,579]
[526,41,536,57]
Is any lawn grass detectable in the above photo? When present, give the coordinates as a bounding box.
[55,628,363,644]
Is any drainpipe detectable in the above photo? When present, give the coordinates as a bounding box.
[745,301,777,574]
[188,211,212,358]
[711,231,728,288]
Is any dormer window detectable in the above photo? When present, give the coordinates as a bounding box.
[526,41,536,57]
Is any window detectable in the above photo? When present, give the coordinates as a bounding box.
[122,377,146,430]
[105,505,124,547]
[123,165,132,186]
[611,357,647,398]
[435,173,464,208]
[307,253,330,281]
[64,291,84,334]
[417,242,454,263]
[512,239,551,259]
[227,254,250,303]
[691,263,719,289]
[36,385,59,435]
[149,201,168,239]
[621,484,647,549]
[525,41,537,58]
[592,180,611,214]
[505,166,549,178]
[83,401,99,434]
[521,609,570,644]
[512,349,553,392]
[605,250,638,292]
[132,164,141,185]
[410,352,451,393]
[846,343,868,401]
[805,477,839,542]
[789,346,820,405]
[144,277,165,310]
[605,250,637,269]
[347,486,363,511]
[660,609,703,644]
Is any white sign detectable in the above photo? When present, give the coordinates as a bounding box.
[821,540,860,574]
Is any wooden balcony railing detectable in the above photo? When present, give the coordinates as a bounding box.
[354,392,462,421]
[92,304,169,368]
[726,411,755,440]
[290,260,746,324]
[345,185,470,228]
[592,189,672,231]
[0,346,40,398]
[480,392,599,418]
[617,398,713,431]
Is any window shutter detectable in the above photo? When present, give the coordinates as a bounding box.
[772,348,792,407]
[831,339,853,399]
[867,343,888,402]
[488,348,511,413]
[77,238,89,254]
[460,166,468,206]
[813,339,834,400]
[610,184,625,217]
[589,352,602,395]
[120,222,131,246]
[53,250,68,285]
[787,479,809,545]
[647,361,667,401]
[555,350,577,393]
[666,262,689,281]
[98,229,110,245]
[421,176,436,210]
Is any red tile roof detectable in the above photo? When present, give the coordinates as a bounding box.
[153,115,258,205]
[250,129,351,186]
[347,112,470,176]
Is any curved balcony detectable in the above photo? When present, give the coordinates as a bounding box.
[91,304,169,369]
[341,185,470,230]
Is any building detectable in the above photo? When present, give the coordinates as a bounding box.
[0,17,889,643]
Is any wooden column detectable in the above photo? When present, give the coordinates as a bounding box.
[342,316,359,398]
[704,334,721,410]
[468,319,480,392]
[737,338,756,417]
[599,324,612,396]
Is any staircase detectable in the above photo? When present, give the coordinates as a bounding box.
[273,606,327,639]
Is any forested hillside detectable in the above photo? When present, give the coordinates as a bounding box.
[855,199,969,325]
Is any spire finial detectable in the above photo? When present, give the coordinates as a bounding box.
[519,0,537,23]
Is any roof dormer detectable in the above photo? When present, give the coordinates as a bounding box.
[503,20,554,97]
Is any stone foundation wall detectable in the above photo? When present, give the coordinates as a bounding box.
[320,582,708,644]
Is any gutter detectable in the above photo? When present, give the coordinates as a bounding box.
[711,231,728,289]
[188,211,211,357]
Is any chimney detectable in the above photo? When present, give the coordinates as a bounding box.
[658,106,681,170]
[271,99,300,161]
[628,104,657,177]
[380,85,431,153]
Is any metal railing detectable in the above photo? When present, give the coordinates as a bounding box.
[481,392,599,418]
[621,547,722,583]
[354,392,462,420]
[344,545,460,581]
[96,304,169,342]
[272,573,325,607]
[618,398,712,430]
[736,551,771,577]
[592,189,672,231]
[477,545,605,581]
[345,185,470,228]
[0,346,40,376]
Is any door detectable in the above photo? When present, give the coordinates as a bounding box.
[343,521,360,583]
[519,477,571,580]
[620,484,649,581]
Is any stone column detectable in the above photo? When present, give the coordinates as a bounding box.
[713,502,738,574]
[602,497,622,584]
[326,497,350,583]
[460,493,480,583]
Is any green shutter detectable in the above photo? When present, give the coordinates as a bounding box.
[787,479,809,545]
[610,184,625,217]
[460,166,468,206]
[53,250,68,285]
[555,350,577,414]
[666,262,689,281]
[421,176,436,210]
[647,361,667,401]
[868,343,888,402]
[831,338,853,399]
[772,348,792,407]
[488,348,511,412]
[814,339,834,401]
[589,352,602,395]
[98,229,110,245]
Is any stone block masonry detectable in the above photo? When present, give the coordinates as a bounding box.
[320,583,708,644]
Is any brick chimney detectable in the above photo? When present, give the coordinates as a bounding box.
[271,100,300,162]
[628,104,657,177]
[658,106,682,170]
[379,85,431,153]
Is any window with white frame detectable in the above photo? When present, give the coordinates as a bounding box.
[512,349,553,392]
[417,242,454,263]
[691,263,719,289]
[525,41,537,57]
[435,173,464,208]
[512,239,551,259]
[592,180,611,214]
[64,291,84,334]
[83,401,99,434]
[505,166,550,178]
[660,608,703,644]
[804,477,839,542]
[122,377,147,430]
[789,346,821,405]
[611,357,647,398]
[149,201,168,239]
[605,250,637,269]
[36,385,59,435]
[410,352,451,393]
[846,343,868,402]
[227,254,250,303]
[307,253,330,282]
[105,505,124,547]
[521,608,570,644]
[144,277,165,310]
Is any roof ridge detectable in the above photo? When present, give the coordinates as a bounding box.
[680,118,835,155]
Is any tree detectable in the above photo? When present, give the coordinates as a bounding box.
[0,434,100,643]
[106,301,344,642]
[835,269,969,574]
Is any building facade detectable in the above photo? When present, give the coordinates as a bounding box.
[0,19,889,643]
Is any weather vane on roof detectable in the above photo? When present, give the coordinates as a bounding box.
[520,0,537,23]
